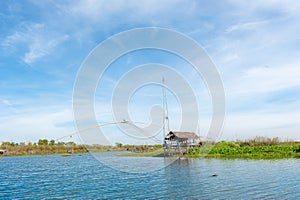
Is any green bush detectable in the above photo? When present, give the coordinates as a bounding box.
[188,141,300,158]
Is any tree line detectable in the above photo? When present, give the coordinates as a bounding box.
[0,139,163,156]
[0,139,87,155]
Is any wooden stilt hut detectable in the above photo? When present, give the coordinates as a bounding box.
[0,149,8,156]
[164,131,199,156]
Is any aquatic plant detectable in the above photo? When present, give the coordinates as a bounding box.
[188,140,300,158]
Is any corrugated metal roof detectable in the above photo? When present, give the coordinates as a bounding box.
[166,131,199,139]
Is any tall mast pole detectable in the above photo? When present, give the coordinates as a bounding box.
[162,76,167,157]
[162,76,166,139]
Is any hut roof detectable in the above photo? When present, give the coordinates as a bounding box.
[0,149,7,154]
[165,131,199,140]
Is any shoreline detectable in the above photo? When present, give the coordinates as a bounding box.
[2,152,300,160]
[1,152,88,157]
[121,151,300,159]
[120,141,300,159]
[2,141,299,159]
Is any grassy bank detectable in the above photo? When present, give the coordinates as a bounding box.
[0,140,162,156]
[2,139,300,159]
[0,141,88,156]
[121,141,300,159]
[118,149,164,157]
[188,141,300,159]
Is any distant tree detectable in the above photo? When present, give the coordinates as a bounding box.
[1,142,11,147]
[57,142,65,146]
[38,139,48,146]
[115,142,123,148]
[66,141,76,146]
[49,140,55,146]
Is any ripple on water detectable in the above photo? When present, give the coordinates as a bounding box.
[0,155,299,199]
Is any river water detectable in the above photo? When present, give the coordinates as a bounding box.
[0,154,299,199]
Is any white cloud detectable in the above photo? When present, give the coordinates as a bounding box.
[222,111,300,141]
[229,0,300,17]
[226,20,269,33]
[1,99,12,106]
[229,64,300,95]
[66,0,194,20]
[0,109,75,143]
[2,23,69,65]
[55,0,199,34]
[23,34,69,64]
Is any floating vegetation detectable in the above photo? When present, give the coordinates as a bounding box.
[188,140,300,159]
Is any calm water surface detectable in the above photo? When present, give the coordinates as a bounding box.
[0,154,299,199]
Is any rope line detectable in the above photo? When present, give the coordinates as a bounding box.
[56,121,163,144]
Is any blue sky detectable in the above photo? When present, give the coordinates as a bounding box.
[1,0,300,144]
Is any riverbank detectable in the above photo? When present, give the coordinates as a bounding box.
[118,149,164,157]
[122,141,300,159]
[189,141,300,159]
[1,140,300,159]
[0,140,161,156]
[0,141,87,156]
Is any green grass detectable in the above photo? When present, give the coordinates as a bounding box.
[3,140,300,159]
[118,149,165,157]
[117,142,300,159]
[4,152,89,157]
[188,141,300,159]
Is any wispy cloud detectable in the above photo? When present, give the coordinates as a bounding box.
[230,63,300,95]
[2,23,69,65]
[226,20,269,33]
[1,98,12,106]
[228,0,300,17]
[65,0,195,21]
[222,111,300,141]
[0,109,75,142]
